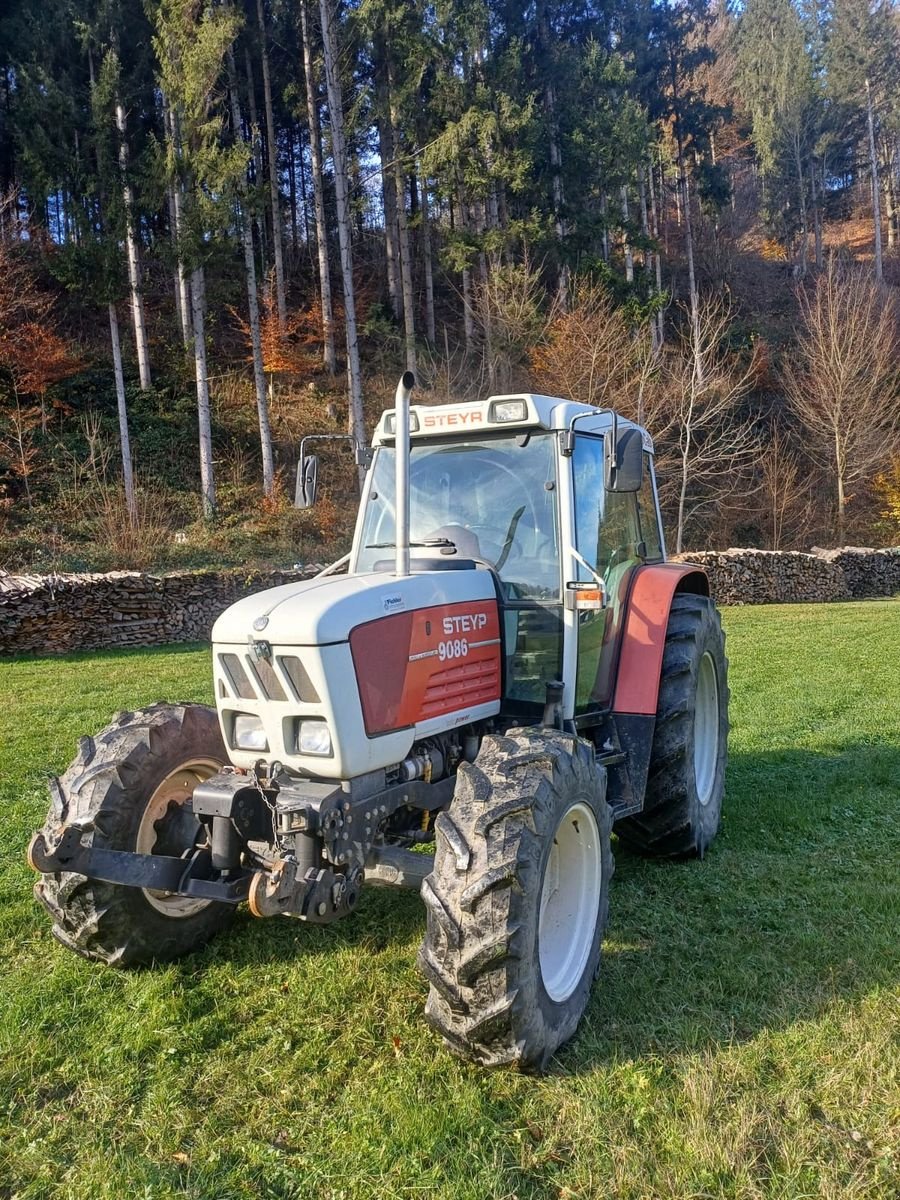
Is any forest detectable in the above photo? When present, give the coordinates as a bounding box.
[0,0,899,574]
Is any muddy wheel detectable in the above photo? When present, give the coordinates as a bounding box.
[33,703,234,966]
[418,729,613,1070]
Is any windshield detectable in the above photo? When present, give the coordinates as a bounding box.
[355,433,560,599]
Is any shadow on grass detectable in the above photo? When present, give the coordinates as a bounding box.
[161,740,900,1074]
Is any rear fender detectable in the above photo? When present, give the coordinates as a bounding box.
[613,563,709,717]
[606,564,708,818]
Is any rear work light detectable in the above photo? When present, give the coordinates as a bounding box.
[489,399,528,423]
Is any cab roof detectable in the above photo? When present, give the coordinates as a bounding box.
[372,393,654,453]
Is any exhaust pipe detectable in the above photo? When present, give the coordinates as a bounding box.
[395,371,415,578]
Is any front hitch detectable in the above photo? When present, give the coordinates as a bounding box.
[27,825,252,903]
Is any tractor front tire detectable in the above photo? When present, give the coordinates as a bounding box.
[617,593,729,858]
[34,703,234,966]
[418,729,613,1070]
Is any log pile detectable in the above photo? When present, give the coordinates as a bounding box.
[0,566,323,656]
[810,546,900,599]
[1,546,898,656]
[671,549,848,605]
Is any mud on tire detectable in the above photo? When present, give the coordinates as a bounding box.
[617,593,730,858]
[417,729,613,1070]
[34,703,234,966]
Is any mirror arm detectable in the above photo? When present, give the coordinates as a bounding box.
[559,408,613,457]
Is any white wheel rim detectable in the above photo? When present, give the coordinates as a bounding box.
[538,800,602,1003]
[135,759,222,917]
[694,652,720,807]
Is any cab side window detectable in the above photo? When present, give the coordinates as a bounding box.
[572,435,643,581]
[637,452,664,560]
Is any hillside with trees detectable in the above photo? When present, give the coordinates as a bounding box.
[0,0,899,572]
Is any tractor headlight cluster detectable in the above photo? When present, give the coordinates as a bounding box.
[232,713,269,752]
[297,720,333,757]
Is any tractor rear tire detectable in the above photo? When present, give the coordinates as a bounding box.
[617,593,729,858]
[34,703,234,966]
[418,729,613,1070]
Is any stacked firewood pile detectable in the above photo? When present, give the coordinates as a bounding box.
[810,547,900,599]
[0,567,322,656]
[673,547,900,606]
[1,547,898,655]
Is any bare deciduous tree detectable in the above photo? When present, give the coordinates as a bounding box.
[528,278,655,416]
[660,298,759,553]
[784,259,900,542]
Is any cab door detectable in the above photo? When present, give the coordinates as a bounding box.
[570,434,647,712]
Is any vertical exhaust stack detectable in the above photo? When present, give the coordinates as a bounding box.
[395,371,415,577]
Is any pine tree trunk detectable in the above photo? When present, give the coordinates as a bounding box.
[115,95,151,390]
[883,155,896,251]
[287,132,298,254]
[811,159,824,269]
[374,35,402,322]
[166,184,184,337]
[671,60,701,382]
[621,184,634,283]
[650,155,665,348]
[165,102,193,348]
[256,0,287,325]
[244,46,268,271]
[865,77,884,284]
[300,0,337,374]
[108,302,136,523]
[388,63,416,374]
[318,0,364,472]
[228,58,275,496]
[419,172,436,348]
[539,11,568,310]
[190,266,216,518]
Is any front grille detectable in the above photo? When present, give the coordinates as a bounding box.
[217,649,319,705]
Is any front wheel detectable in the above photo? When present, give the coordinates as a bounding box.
[33,703,234,966]
[418,729,613,1070]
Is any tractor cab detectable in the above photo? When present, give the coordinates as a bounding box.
[351,392,665,719]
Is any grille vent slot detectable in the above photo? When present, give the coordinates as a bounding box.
[220,653,256,700]
[249,655,287,702]
[279,655,320,703]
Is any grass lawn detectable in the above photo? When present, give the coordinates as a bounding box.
[1,601,898,1199]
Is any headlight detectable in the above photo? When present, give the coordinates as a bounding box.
[298,720,332,756]
[233,713,269,751]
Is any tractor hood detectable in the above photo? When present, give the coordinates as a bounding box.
[211,568,498,647]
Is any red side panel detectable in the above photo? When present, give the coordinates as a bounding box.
[350,600,501,736]
[613,564,709,716]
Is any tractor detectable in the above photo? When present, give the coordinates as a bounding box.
[29,374,729,1070]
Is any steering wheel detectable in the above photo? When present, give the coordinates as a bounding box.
[463,523,526,568]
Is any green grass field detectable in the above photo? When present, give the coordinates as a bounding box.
[1,602,898,1200]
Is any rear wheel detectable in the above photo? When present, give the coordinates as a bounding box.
[418,729,612,1070]
[33,703,234,966]
[617,593,729,858]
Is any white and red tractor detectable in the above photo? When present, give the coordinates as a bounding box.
[30,374,728,1069]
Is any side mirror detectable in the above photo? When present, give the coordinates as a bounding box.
[295,453,319,508]
[604,426,643,493]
